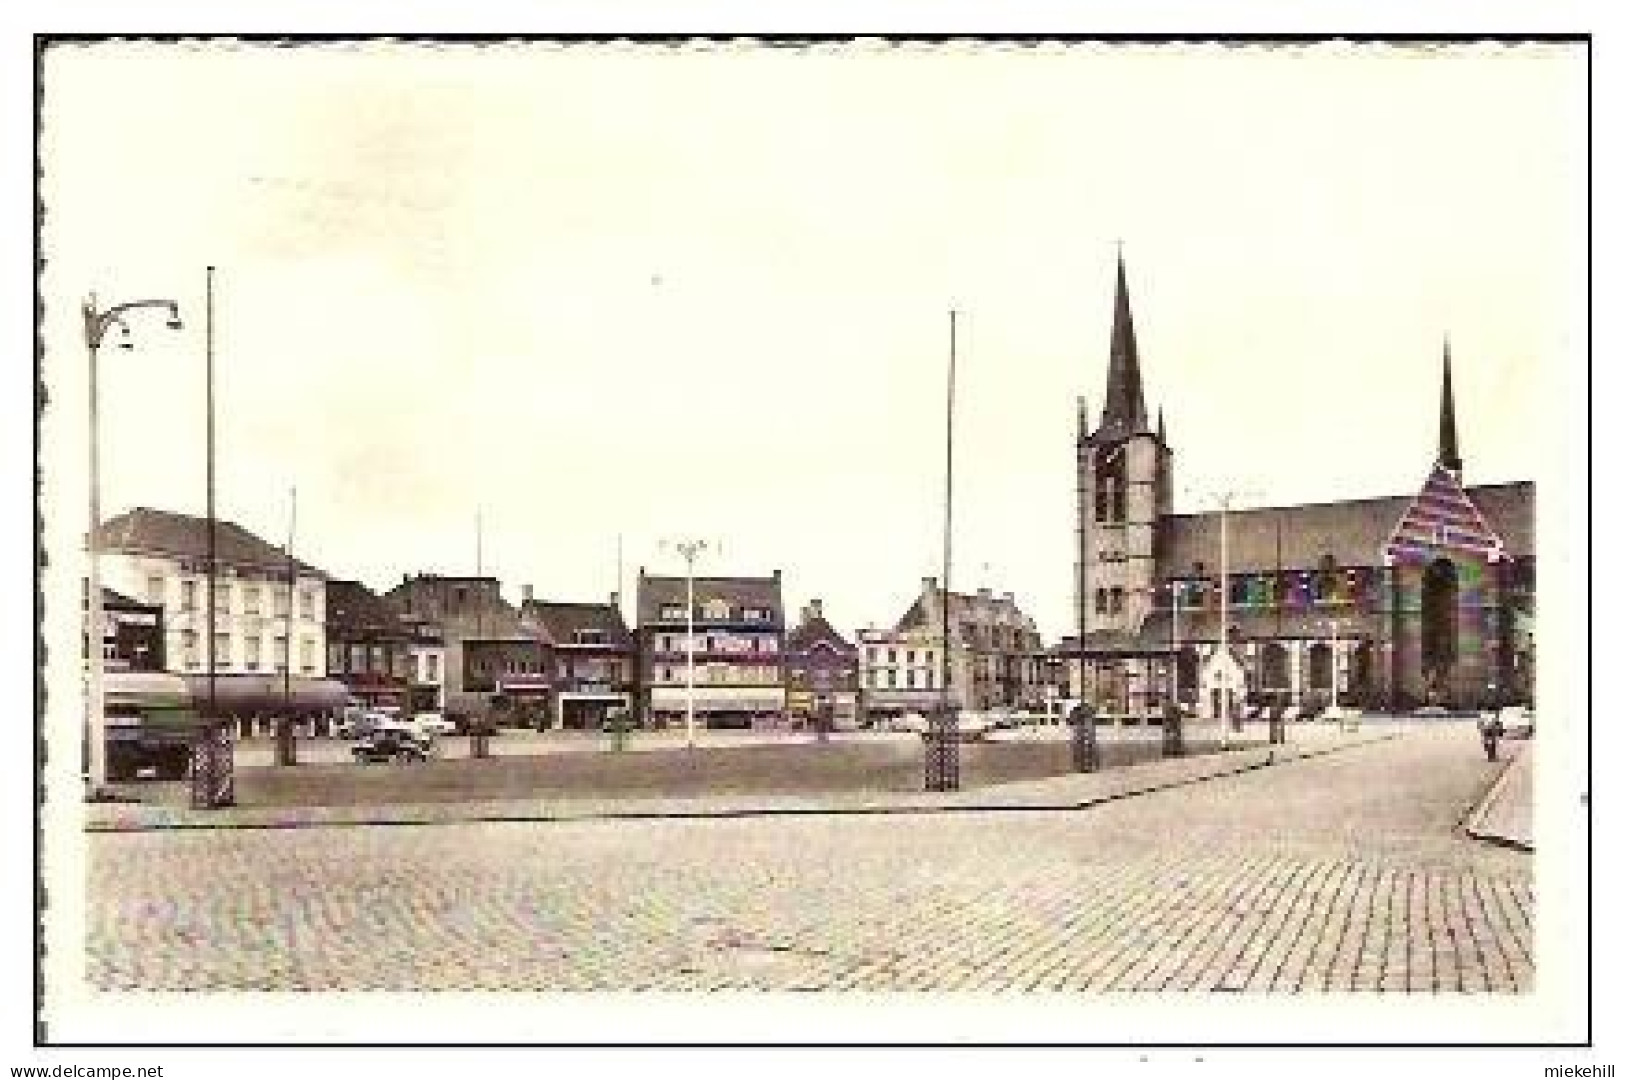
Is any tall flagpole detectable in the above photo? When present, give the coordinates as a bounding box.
[927,309,960,792]
[284,485,297,712]
[205,266,218,730]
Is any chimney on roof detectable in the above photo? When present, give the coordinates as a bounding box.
[809,598,823,620]
[773,569,782,582]
[522,584,534,604]
[922,576,938,595]
[610,591,620,610]
[1003,592,1015,604]
[977,587,992,600]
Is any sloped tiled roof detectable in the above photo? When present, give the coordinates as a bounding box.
[102,586,139,608]
[522,600,632,647]
[895,589,1039,634]
[99,507,326,578]
[786,614,856,656]
[1160,481,1533,575]
[1080,628,1174,656]
[637,574,783,625]
[325,579,407,635]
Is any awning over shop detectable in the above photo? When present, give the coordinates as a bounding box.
[183,673,350,717]
[497,678,551,696]
[649,687,784,712]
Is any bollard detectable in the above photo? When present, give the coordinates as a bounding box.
[275,717,297,766]
[608,707,629,753]
[1069,703,1100,772]
[923,705,961,791]
[1162,703,1185,758]
[188,722,235,809]
[471,722,492,760]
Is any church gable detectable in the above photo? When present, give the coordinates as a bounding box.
[1385,464,1507,565]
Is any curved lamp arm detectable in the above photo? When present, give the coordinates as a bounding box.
[83,296,183,349]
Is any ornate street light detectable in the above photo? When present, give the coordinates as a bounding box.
[661,537,709,750]
[84,293,183,796]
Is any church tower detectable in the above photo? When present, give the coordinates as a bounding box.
[1077,252,1172,643]
[1438,337,1462,478]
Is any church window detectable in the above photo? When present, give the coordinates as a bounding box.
[1262,643,1289,688]
[1110,587,1125,614]
[1095,588,1109,614]
[1222,571,1248,607]
[1316,554,1341,605]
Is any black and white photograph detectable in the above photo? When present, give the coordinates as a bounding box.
[21,30,1596,1058]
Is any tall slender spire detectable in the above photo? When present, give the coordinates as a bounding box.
[1099,248,1150,439]
[1438,336,1461,476]
[1156,406,1166,443]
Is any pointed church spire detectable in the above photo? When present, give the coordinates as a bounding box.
[1156,406,1166,443]
[1100,248,1150,439]
[1438,337,1462,476]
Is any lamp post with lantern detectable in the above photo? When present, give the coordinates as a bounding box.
[84,292,184,797]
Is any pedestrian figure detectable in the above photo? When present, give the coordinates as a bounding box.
[1478,711,1505,761]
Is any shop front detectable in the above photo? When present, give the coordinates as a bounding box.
[648,686,786,730]
[493,674,551,729]
[556,685,630,730]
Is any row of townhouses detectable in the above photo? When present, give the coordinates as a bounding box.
[92,508,1053,730]
[93,256,1534,724]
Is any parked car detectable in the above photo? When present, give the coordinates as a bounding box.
[891,712,931,735]
[954,712,997,740]
[410,712,456,737]
[1498,704,1535,739]
[336,710,396,740]
[351,724,434,764]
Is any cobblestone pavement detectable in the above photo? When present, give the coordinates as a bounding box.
[87,723,1530,992]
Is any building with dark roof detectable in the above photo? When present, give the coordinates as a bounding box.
[860,578,1045,717]
[325,579,416,713]
[385,574,529,719]
[636,569,786,728]
[1074,256,1535,716]
[784,599,860,729]
[98,507,329,682]
[521,596,634,729]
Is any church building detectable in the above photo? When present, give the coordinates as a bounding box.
[1074,255,1535,718]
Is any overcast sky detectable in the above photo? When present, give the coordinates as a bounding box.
[39,40,1585,641]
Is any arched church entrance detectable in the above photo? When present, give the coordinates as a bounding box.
[1421,557,1460,705]
[1261,642,1290,706]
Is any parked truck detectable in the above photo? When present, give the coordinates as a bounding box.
[102,670,204,781]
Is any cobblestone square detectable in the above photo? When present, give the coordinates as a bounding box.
[87,725,1531,993]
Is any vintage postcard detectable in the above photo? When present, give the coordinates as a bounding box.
[28,34,1591,1053]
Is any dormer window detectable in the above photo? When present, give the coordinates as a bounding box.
[574,629,608,646]
[660,603,686,621]
[703,598,732,621]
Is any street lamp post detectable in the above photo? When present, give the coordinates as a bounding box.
[83,292,183,797]
[663,538,708,750]
[1181,484,1258,748]
[1325,617,1343,713]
